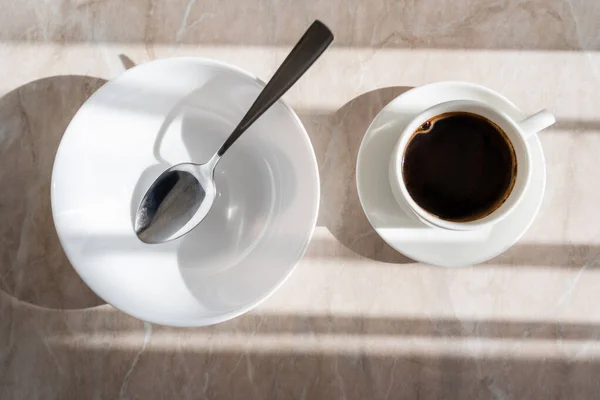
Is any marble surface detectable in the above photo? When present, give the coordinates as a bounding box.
[2,0,600,398]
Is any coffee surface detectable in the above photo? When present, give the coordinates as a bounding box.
[402,112,516,221]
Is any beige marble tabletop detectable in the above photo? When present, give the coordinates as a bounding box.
[2,0,600,398]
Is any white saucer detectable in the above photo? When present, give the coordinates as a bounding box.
[356,82,546,267]
[51,58,319,326]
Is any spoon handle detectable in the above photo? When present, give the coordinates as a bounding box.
[216,20,334,157]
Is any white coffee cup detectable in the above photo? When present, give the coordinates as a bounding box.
[389,100,555,231]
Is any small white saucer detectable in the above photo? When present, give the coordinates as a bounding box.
[356,82,546,267]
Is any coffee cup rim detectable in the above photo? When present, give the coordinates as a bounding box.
[389,100,533,231]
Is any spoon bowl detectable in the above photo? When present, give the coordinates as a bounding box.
[135,158,218,244]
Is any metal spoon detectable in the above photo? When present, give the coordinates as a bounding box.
[134,20,333,244]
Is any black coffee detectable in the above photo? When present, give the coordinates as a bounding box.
[402,112,516,221]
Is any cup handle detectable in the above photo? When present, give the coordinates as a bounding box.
[518,109,556,138]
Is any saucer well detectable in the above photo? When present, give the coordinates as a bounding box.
[356,81,546,267]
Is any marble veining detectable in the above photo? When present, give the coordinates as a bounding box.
[1,0,600,398]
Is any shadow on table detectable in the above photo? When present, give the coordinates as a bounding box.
[0,76,106,310]
[9,311,600,399]
[299,86,415,264]
[31,345,600,399]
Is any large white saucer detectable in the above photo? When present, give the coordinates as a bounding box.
[52,58,319,326]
